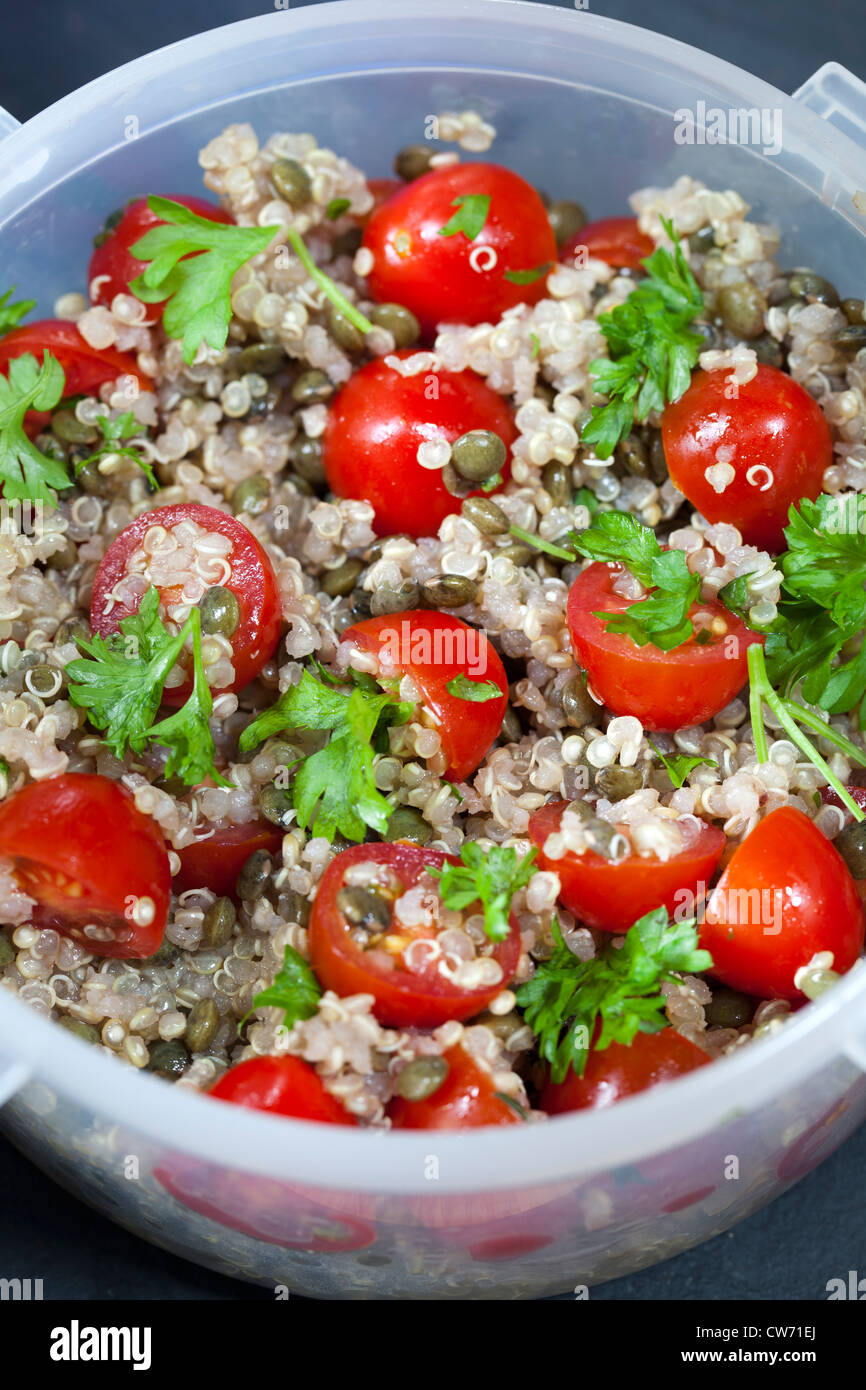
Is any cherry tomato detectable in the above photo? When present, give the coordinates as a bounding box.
[661,364,833,552]
[0,773,170,958]
[209,1055,356,1125]
[528,799,725,933]
[362,162,557,334]
[820,784,866,813]
[364,178,403,218]
[700,806,865,1000]
[541,1029,710,1113]
[560,215,654,271]
[90,502,281,704]
[322,353,515,537]
[88,195,234,315]
[389,1048,521,1129]
[175,821,283,898]
[341,609,507,781]
[309,842,520,1028]
[566,560,763,730]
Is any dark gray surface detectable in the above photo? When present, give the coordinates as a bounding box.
[0,0,864,1302]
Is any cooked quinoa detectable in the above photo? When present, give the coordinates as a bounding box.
[1,117,864,1127]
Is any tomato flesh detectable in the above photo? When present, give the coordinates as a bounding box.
[566,560,763,730]
[209,1055,355,1125]
[561,216,654,271]
[341,609,507,782]
[389,1048,521,1129]
[0,773,170,958]
[700,805,865,1000]
[322,353,515,537]
[309,842,520,1028]
[362,161,557,335]
[88,195,234,316]
[529,799,725,933]
[175,821,283,898]
[661,364,833,552]
[90,502,281,704]
[541,1029,710,1113]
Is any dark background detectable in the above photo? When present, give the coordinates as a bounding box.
[1,0,864,1301]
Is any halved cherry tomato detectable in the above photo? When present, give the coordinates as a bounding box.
[362,162,556,334]
[566,560,763,729]
[90,503,281,704]
[529,799,725,933]
[309,842,520,1028]
[175,821,283,898]
[209,1056,356,1125]
[88,195,234,316]
[661,364,833,552]
[541,1029,710,1113]
[341,609,507,781]
[389,1048,521,1129]
[700,806,865,1000]
[322,352,515,537]
[0,773,170,958]
[820,784,866,813]
[560,215,654,271]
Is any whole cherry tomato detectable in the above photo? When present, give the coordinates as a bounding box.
[700,806,865,1000]
[175,821,283,898]
[561,215,654,271]
[209,1055,356,1125]
[541,1029,710,1113]
[529,799,725,933]
[362,162,557,334]
[309,842,520,1028]
[661,364,833,552]
[566,561,763,730]
[389,1048,521,1129]
[341,609,507,781]
[0,773,170,958]
[90,503,281,704]
[88,195,234,315]
[322,352,515,537]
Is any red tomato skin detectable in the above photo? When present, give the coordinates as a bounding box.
[566,561,763,730]
[88,195,234,315]
[341,610,507,781]
[362,162,557,334]
[541,1029,710,1113]
[661,365,833,552]
[700,806,865,1000]
[175,822,283,898]
[560,216,655,271]
[309,842,520,1028]
[389,1048,521,1129]
[90,503,281,704]
[529,799,725,933]
[0,773,170,957]
[322,353,515,537]
[209,1056,356,1126]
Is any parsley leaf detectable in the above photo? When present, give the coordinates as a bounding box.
[128,196,280,363]
[72,411,157,489]
[428,841,537,943]
[445,674,502,702]
[438,194,490,242]
[0,286,36,335]
[504,262,552,285]
[243,944,322,1032]
[326,197,351,220]
[66,585,225,786]
[0,352,72,504]
[238,669,412,843]
[717,573,754,622]
[581,219,703,458]
[647,738,717,788]
[530,332,541,360]
[515,910,712,1082]
[568,509,659,585]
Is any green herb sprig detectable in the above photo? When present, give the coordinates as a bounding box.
[438,194,490,242]
[646,738,717,789]
[241,944,322,1032]
[428,842,537,943]
[0,285,36,335]
[72,410,157,490]
[0,352,72,504]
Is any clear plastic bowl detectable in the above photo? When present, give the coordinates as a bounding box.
[1,0,866,1300]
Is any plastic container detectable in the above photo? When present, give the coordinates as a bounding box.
[2,0,866,1299]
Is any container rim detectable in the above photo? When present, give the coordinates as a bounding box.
[1,0,865,1196]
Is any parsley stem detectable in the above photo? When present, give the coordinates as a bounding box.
[747,645,864,821]
[784,698,866,768]
[285,228,374,336]
[508,524,576,561]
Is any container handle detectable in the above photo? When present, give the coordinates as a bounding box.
[793,62,866,148]
[0,105,21,140]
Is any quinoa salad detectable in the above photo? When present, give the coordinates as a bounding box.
[0,112,865,1130]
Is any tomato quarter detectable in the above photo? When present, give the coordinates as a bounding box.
[0,320,153,436]
[174,821,283,898]
[209,1055,356,1125]
[389,1047,521,1129]
[560,215,655,272]
[541,1029,710,1113]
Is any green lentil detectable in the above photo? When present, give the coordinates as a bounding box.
[688,225,717,254]
[648,431,668,484]
[787,270,840,307]
[291,369,334,404]
[52,409,99,444]
[231,474,271,517]
[751,333,784,368]
[0,933,14,968]
[474,1009,524,1041]
[565,798,595,823]
[260,784,295,828]
[419,574,478,608]
[495,542,533,567]
[49,538,80,571]
[235,343,287,376]
[461,495,510,535]
[369,302,421,348]
[370,579,420,616]
[199,586,240,638]
[584,819,628,860]
[271,157,312,208]
[322,558,363,598]
[705,987,755,1029]
[547,199,587,246]
[716,280,767,340]
[834,821,866,879]
[834,325,866,352]
[842,297,865,325]
[394,1055,450,1101]
[595,765,643,801]
[329,306,365,352]
[202,896,237,948]
[237,849,275,901]
[616,433,649,477]
[560,674,596,728]
[451,429,507,483]
[366,533,412,563]
[542,460,572,505]
[147,1039,191,1079]
[185,998,220,1053]
[74,460,113,498]
[394,143,434,181]
[336,886,391,930]
[292,434,326,485]
[441,464,473,498]
[58,1016,100,1044]
[384,806,433,845]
